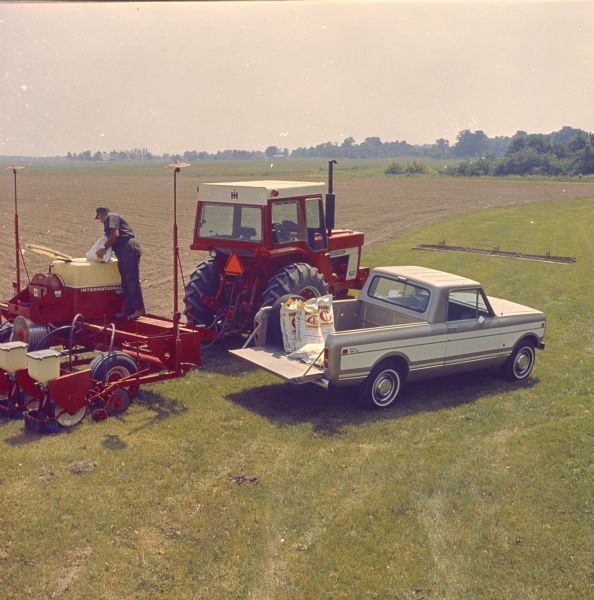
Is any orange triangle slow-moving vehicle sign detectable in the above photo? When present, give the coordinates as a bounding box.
[224,252,244,276]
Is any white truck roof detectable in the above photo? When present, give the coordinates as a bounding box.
[372,266,480,289]
[197,180,325,205]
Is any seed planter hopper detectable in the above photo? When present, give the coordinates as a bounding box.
[0,164,216,433]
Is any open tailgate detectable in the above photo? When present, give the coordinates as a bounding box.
[229,346,324,384]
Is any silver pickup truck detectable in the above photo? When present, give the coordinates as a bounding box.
[231,266,546,409]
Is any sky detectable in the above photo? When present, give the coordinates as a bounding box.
[1,0,593,156]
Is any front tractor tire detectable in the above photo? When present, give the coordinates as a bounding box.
[184,259,220,326]
[260,263,329,307]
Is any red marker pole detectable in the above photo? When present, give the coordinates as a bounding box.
[167,162,190,371]
[8,166,24,292]
[173,165,180,316]
[167,161,190,318]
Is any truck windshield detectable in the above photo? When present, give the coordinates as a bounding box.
[368,276,430,313]
[198,203,262,242]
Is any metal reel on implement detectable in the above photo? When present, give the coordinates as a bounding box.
[10,316,51,351]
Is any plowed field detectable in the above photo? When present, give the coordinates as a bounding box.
[2,163,593,316]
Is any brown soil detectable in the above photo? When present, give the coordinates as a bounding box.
[2,170,593,317]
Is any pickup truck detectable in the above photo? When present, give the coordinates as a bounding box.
[231,266,546,408]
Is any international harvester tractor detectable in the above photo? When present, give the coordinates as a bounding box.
[184,161,369,333]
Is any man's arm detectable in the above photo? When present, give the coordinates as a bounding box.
[96,228,119,258]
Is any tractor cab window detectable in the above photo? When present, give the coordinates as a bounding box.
[271,200,303,244]
[198,203,262,242]
[447,289,491,321]
[305,198,327,251]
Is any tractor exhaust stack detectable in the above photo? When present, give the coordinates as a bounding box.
[325,160,337,235]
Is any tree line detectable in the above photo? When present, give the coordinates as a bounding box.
[446,128,594,176]
[62,126,593,176]
[67,148,153,161]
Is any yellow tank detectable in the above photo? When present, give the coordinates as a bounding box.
[50,258,121,288]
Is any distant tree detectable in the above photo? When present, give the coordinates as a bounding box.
[385,161,426,175]
[423,138,450,159]
[550,126,584,144]
[385,162,404,175]
[265,145,280,158]
[453,130,490,158]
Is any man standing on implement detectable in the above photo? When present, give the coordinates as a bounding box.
[95,207,146,320]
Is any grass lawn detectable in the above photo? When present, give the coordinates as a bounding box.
[1,198,592,599]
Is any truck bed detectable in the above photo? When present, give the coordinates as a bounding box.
[334,298,424,331]
[232,299,425,384]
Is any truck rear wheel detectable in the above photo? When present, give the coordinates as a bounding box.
[184,259,220,326]
[360,360,403,409]
[260,263,328,307]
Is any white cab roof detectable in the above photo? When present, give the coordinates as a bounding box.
[198,180,325,205]
[372,266,480,289]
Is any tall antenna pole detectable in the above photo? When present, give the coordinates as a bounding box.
[167,161,190,373]
[7,165,24,292]
[167,162,190,318]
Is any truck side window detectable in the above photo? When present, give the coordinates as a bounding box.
[305,198,327,250]
[368,276,430,313]
[447,289,490,321]
[271,200,303,244]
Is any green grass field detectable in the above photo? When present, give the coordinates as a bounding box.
[3,156,593,182]
[1,156,452,179]
[1,197,592,599]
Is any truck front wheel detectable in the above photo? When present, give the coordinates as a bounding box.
[502,341,536,381]
[360,360,403,409]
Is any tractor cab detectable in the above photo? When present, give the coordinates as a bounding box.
[186,172,368,334]
[191,180,328,254]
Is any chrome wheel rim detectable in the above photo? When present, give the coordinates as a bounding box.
[371,369,400,407]
[513,347,534,379]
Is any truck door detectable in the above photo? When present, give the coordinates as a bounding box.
[445,288,501,369]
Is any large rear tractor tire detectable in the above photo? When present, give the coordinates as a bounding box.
[260,263,329,308]
[184,259,220,326]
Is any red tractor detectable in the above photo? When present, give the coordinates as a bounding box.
[184,162,369,333]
